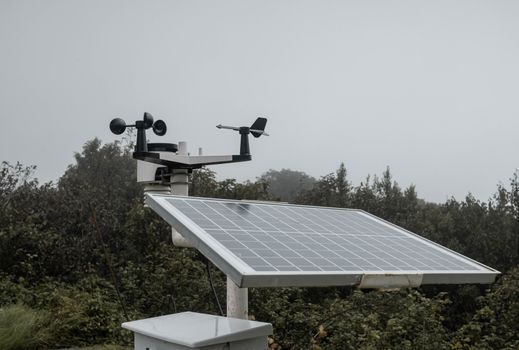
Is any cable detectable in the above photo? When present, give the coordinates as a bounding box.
[89,203,130,322]
[205,258,224,316]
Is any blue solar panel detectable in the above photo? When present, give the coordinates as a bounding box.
[146,194,499,288]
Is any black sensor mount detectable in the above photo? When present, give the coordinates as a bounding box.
[109,112,169,153]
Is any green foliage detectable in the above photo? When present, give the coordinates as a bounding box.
[250,288,450,350]
[319,290,449,350]
[0,161,37,206]
[0,140,518,349]
[0,304,49,350]
[190,167,273,200]
[295,163,351,207]
[0,277,131,348]
[259,168,316,202]
[35,279,128,348]
[452,268,519,349]
[190,168,218,198]
[65,346,130,350]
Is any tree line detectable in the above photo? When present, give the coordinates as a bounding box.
[0,138,517,349]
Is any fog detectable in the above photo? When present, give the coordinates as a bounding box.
[1,0,518,202]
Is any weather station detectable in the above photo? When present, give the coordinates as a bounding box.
[109,113,499,350]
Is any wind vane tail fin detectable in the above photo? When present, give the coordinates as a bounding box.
[250,118,267,138]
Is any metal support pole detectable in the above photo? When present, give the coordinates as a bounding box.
[227,277,248,319]
[171,142,193,247]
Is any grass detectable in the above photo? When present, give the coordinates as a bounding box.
[0,304,48,350]
[0,303,130,350]
[62,346,130,350]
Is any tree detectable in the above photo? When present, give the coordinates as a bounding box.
[259,168,316,202]
[335,163,351,207]
[190,168,218,198]
[295,163,351,207]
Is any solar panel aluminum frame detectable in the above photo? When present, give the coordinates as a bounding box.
[146,194,499,288]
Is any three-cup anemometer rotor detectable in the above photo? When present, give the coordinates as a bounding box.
[110,112,167,137]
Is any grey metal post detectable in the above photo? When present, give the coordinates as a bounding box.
[227,278,248,319]
[171,141,189,196]
[171,142,193,247]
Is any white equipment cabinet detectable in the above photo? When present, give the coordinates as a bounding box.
[122,312,272,350]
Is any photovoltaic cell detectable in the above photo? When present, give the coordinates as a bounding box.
[146,194,499,288]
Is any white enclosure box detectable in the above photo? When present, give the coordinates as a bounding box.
[122,312,273,350]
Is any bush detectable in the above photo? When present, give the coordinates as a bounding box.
[32,279,130,348]
[0,276,131,349]
[452,269,519,349]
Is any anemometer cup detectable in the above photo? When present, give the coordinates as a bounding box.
[153,120,167,136]
[109,118,127,135]
[143,112,154,129]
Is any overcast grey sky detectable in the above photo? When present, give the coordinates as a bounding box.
[1,0,518,203]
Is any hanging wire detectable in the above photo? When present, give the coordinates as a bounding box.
[89,203,130,322]
[205,258,225,316]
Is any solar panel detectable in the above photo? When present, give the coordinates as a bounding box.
[146,194,499,288]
